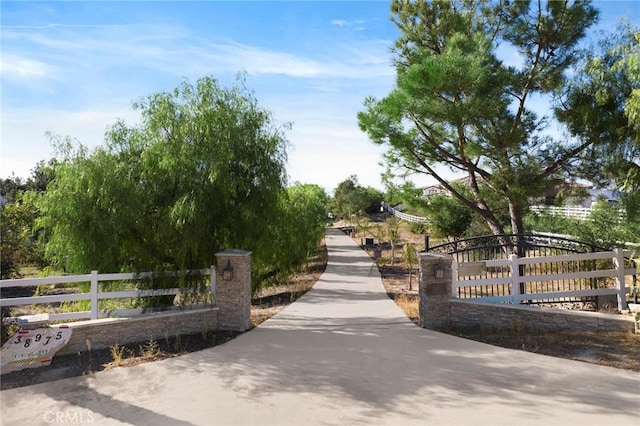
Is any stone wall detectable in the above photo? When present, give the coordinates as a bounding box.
[58,307,219,355]
[450,299,636,333]
[418,251,636,334]
[57,249,253,355]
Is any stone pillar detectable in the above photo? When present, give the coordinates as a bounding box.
[418,252,453,330]
[215,249,252,331]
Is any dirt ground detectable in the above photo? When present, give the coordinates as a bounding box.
[2,231,639,390]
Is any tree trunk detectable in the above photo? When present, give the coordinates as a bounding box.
[508,200,527,296]
[479,207,514,254]
[509,202,525,232]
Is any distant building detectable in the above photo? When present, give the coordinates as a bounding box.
[421,178,620,208]
[421,176,474,198]
[421,184,449,197]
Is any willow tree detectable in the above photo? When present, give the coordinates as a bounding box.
[39,76,289,277]
[253,182,328,290]
[358,0,599,246]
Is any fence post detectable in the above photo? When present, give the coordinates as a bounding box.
[451,260,458,298]
[215,250,252,331]
[509,254,521,304]
[91,270,99,320]
[418,252,453,330]
[613,248,628,312]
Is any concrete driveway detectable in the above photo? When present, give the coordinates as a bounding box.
[1,227,639,425]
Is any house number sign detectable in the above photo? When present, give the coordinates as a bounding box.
[1,325,72,374]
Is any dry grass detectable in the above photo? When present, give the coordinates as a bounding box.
[394,293,419,321]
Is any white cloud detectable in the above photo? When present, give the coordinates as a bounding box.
[0,155,36,180]
[4,23,394,83]
[0,54,52,79]
[0,9,397,191]
[186,40,394,80]
[286,126,387,192]
[1,106,141,179]
[330,19,366,27]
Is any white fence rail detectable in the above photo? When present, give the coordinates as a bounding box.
[0,268,216,323]
[385,203,626,224]
[530,205,625,220]
[453,249,636,311]
[532,231,640,249]
[382,202,428,224]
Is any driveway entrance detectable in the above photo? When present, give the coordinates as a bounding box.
[1,228,639,425]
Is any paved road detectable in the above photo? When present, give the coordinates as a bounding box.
[2,228,639,426]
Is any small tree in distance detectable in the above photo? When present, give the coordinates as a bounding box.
[332,175,384,218]
[373,223,386,260]
[401,243,418,291]
[426,194,473,241]
[387,216,401,264]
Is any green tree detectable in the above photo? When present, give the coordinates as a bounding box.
[401,242,418,290]
[256,183,328,290]
[426,194,473,241]
[26,159,58,193]
[352,215,367,246]
[332,175,384,218]
[0,161,57,277]
[285,183,327,254]
[0,159,58,204]
[0,192,41,278]
[380,170,406,207]
[0,174,27,204]
[620,191,640,231]
[387,215,401,263]
[372,223,386,259]
[38,76,289,288]
[358,0,599,249]
[570,201,628,249]
[558,21,640,191]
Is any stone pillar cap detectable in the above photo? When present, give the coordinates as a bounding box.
[419,252,452,259]
[216,249,252,257]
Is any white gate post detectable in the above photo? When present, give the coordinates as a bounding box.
[509,254,520,304]
[91,270,99,320]
[613,248,628,311]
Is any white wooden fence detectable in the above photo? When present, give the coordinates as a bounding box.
[453,249,636,311]
[385,203,626,224]
[0,268,216,323]
[530,205,625,220]
[532,231,640,249]
[382,202,429,224]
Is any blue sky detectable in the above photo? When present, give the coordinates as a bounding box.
[1,1,639,193]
